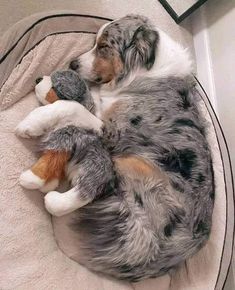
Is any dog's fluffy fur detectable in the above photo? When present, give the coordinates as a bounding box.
[17,15,214,281]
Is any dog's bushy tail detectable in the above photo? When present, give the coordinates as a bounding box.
[70,186,211,282]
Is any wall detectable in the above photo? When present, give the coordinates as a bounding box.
[205,0,235,171]
[192,0,235,167]
[191,0,235,289]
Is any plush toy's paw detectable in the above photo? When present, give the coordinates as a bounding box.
[44,191,68,217]
[40,179,59,193]
[19,170,45,189]
[15,118,44,138]
[15,123,31,138]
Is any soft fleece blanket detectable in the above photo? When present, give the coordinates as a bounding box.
[0,12,233,290]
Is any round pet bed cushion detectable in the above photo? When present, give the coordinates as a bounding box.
[0,11,234,290]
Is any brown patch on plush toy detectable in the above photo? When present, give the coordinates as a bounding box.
[31,150,70,182]
[45,88,59,103]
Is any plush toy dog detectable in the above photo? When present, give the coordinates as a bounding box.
[34,70,95,112]
[17,70,113,216]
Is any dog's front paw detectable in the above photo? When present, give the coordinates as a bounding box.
[44,191,67,217]
[15,120,44,138]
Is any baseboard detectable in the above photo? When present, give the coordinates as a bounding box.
[191,7,218,114]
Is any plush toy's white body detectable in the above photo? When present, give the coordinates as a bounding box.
[16,74,103,216]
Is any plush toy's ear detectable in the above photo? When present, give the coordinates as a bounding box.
[45,88,59,103]
[51,70,88,102]
[124,25,159,70]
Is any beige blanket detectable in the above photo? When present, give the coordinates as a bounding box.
[0,12,233,290]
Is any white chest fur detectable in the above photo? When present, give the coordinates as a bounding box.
[100,96,118,116]
[91,88,120,119]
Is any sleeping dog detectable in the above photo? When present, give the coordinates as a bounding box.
[16,15,214,281]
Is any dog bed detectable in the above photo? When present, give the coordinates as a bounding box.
[0,11,234,290]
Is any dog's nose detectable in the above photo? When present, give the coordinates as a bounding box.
[35,77,43,84]
[69,60,79,71]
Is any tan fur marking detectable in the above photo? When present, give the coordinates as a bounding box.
[97,34,108,46]
[113,53,124,76]
[114,155,167,180]
[93,35,123,83]
[31,151,69,182]
[93,57,114,83]
[102,100,125,120]
[45,88,59,103]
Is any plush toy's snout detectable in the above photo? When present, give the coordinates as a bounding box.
[35,75,56,105]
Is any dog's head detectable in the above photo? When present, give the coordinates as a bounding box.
[69,15,159,85]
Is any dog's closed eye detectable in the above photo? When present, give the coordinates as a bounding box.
[97,44,111,56]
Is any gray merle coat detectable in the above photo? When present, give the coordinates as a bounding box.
[35,15,215,281]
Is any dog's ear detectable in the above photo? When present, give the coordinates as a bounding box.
[124,25,159,70]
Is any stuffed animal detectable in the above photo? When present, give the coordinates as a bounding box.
[17,70,114,216]
[34,70,95,111]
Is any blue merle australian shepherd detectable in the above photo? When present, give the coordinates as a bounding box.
[18,15,215,281]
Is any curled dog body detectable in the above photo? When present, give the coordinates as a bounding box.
[68,14,214,281]
[17,14,214,281]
